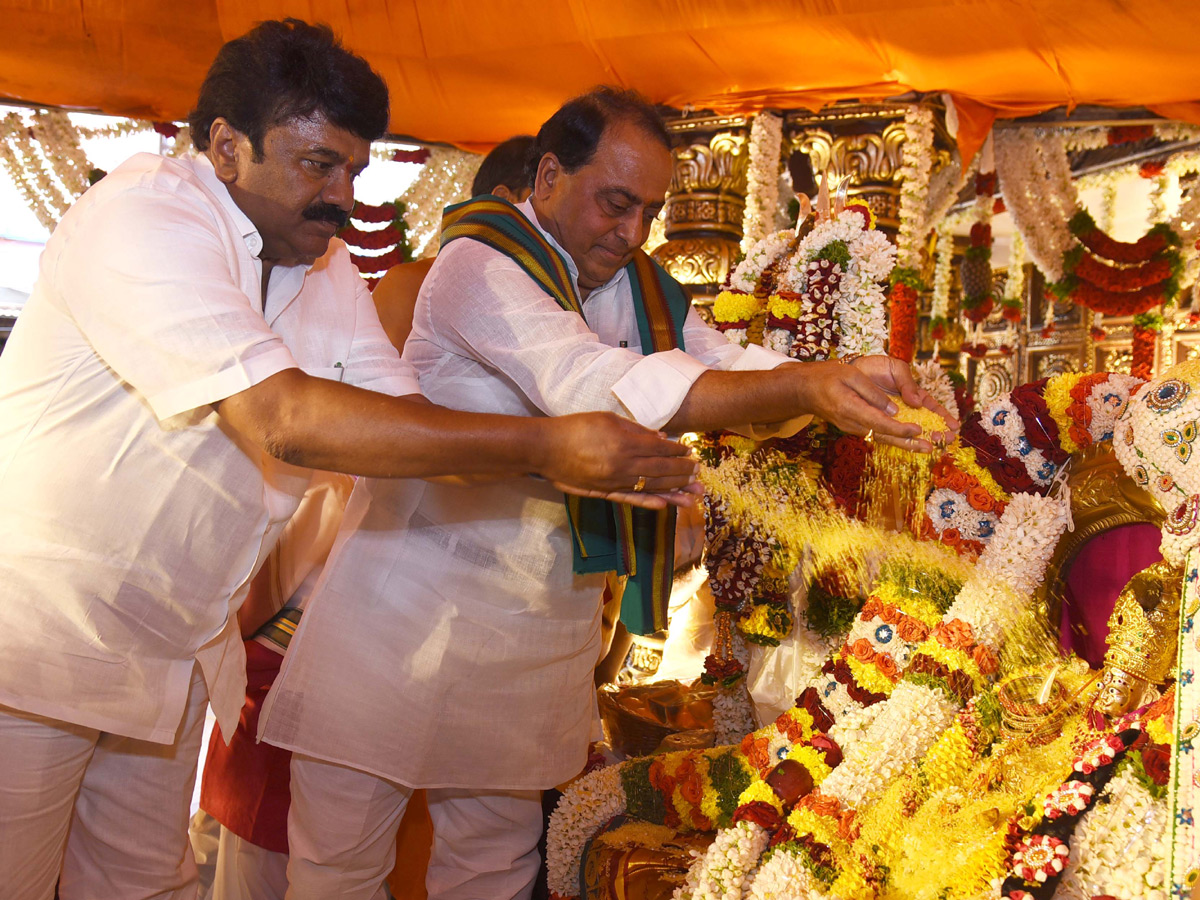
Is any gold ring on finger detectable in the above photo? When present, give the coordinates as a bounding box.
[633,475,647,492]
[863,429,875,446]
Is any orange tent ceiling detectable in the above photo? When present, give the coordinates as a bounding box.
[2,1,1200,149]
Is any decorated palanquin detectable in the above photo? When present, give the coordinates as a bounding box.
[549,345,1199,898]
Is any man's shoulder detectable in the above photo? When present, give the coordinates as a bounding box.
[60,153,224,234]
[92,153,210,199]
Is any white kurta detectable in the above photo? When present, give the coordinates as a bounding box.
[0,153,417,744]
[261,200,792,788]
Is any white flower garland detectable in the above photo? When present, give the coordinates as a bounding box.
[545,763,627,895]
[729,229,793,293]
[676,820,770,900]
[715,629,757,744]
[1148,173,1171,226]
[1004,229,1027,303]
[912,358,958,414]
[0,110,87,229]
[401,146,482,258]
[1057,765,1170,900]
[994,128,1078,281]
[895,105,935,271]
[30,110,91,199]
[819,680,959,809]
[741,113,784,256]
[744,844,830,900]
[931,219,955,322]
[781,209,894,357]
[1178,182,1200,293]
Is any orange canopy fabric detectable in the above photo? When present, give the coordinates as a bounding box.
[3,1,1200,150]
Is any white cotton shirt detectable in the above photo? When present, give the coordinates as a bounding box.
[261,200,795,789]
[0,153,418,744]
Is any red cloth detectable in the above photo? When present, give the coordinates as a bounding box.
[1059,522,1161,668]
[199,641,292,853]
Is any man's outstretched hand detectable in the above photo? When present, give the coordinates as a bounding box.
[797,356,959,452]
[542,412,699,510]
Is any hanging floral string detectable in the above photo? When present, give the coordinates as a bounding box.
[741,112,784,256]
[994,129,1078,281]
[887,268,920,362]
[339,200,414,287]
[961,157,998,325]
[0,109,92,229]
[399,146,482,258]
[895,105,935,272]
[930,220,955,343]
[1131,311,1162,380]
[1049,210,1182,315]
[1002,230,1027,324]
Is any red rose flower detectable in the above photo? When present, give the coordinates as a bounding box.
[1141,744,1171,785]
[732,800,783,830]
[810,733,843,768]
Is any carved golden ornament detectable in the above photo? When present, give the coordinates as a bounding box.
[789,121,907,186]
[663,194,746,238]
[651,237,740,287]
[667,132,748,195]
[1103,559,1181,686]
[1033,443,1166,631]
[976,361,1015,407]
[1036,352,1082,379]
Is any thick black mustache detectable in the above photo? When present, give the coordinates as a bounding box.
[303,203,350,229]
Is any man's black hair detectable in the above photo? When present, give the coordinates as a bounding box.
[189,18,390,159]
[526,86,671,185]
[471,135,536,197]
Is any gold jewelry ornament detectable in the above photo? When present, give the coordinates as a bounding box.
[863,429,875,445]
[1093,559,1181,717]
[632,475,647,493]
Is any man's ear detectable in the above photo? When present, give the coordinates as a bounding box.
[533,152,560,200]
[208,118,248,185]
[491,184,514,202]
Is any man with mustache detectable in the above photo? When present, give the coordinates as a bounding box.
[0,23,696,900]
[263,87,951,899]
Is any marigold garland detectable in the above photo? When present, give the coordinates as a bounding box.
[1070,209,1179,264]
[887,278,918,363]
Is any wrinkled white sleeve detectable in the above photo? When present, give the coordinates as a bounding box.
[423,239,664,420]
[612,306,811,437]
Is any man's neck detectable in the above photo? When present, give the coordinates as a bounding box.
[527,198,602,301]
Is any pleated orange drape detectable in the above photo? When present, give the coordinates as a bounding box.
[3,2,1198,158]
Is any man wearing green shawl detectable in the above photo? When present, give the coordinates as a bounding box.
[263,87,949,899]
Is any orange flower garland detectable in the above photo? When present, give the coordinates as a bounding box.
[1131,313,1162,381]
[1049,211,1182,317]
[887,268,921,363]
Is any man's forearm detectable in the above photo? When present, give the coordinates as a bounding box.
[664,366,808,434]
[217,369,552,479]
[663,359,931,450]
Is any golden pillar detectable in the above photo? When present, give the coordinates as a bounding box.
[651,120,749,296]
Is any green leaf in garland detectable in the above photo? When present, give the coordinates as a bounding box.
[620,758,667,824]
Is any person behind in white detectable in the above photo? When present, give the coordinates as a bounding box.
[0,23,700,900]
[261,87,955,900]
